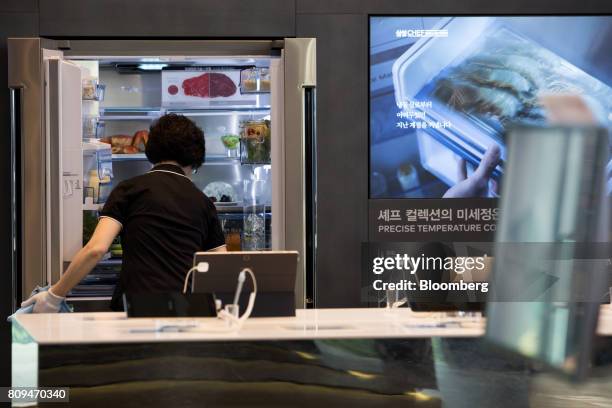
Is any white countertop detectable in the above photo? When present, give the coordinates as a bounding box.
[14,308,485,345]
[13,306,612,345]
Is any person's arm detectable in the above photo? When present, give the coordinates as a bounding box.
[21,217,121,313]
[51,218,121,297]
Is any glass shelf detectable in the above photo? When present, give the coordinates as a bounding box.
[100,106,270,120]
[81,201,268,214]
[168,105,271,113]
[67,296,112,301]
[110,153,246,165]
[101,107,161,114]
[168,109,270,117]
[216,205,272,214]
[98,259,122,266]
[111,153,148,161]
[99,107,161,121]
[204,155,241,165]
[99,115,159,121]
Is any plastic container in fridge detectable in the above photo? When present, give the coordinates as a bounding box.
[240,67,271,94]
[83,115,105,139]
[82,78,106,101]
[240,120,271,164]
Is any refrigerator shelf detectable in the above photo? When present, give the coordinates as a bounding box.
[100,106,270,119]
[99,115,159,121]
[99,107,162,121]
[66,296,112,301]
[82,202,271,213]
[98,259,122,266]
[110,153,245,165]
[171,109,270,117]
[111,153,147,161]
[205,155,241,165]
[216,205,272,214]
[101,106,161,113]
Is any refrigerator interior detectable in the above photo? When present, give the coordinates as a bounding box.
[71,56,276,300]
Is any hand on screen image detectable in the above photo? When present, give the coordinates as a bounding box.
[443,144,501,198]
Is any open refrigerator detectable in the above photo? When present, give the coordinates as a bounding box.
[8,38,317,311]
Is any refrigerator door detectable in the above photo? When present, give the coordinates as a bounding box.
[46,59,83,284]
[9,88,20,312]
[270,57,285,250]
[9,39,57,301]
[8,38,82,301]
[282,38,317,308]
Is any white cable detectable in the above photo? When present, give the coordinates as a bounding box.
[241,268,257,321]
[182,263,257,331]
[238,268,257,322]
[183,262,209,294]
[244,268,257,296]
[171,269,258,334]
[217,268,257,329]
[232,270,247,305]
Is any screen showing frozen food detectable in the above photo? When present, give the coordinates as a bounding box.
[370,16,612,199]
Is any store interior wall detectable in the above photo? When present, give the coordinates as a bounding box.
[1,0,611,388]
[295,0,611,309]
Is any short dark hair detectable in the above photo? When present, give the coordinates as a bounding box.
[145,114,205,168]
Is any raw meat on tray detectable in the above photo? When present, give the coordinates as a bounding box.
[182,72,237,98]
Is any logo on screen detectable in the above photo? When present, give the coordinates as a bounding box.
[395,29,448,38]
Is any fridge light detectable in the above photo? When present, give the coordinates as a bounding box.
[138,63,168,70]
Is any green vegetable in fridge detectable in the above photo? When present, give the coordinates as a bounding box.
[221,134,240,149]
[110,242,123,258]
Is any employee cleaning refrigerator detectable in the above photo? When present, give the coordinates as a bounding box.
[22,114,227,313]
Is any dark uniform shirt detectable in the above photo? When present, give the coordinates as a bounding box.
[99,163,225,310]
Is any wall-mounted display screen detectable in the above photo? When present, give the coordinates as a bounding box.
[370,16,612,199]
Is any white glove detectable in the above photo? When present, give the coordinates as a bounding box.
[21,288,65,313]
